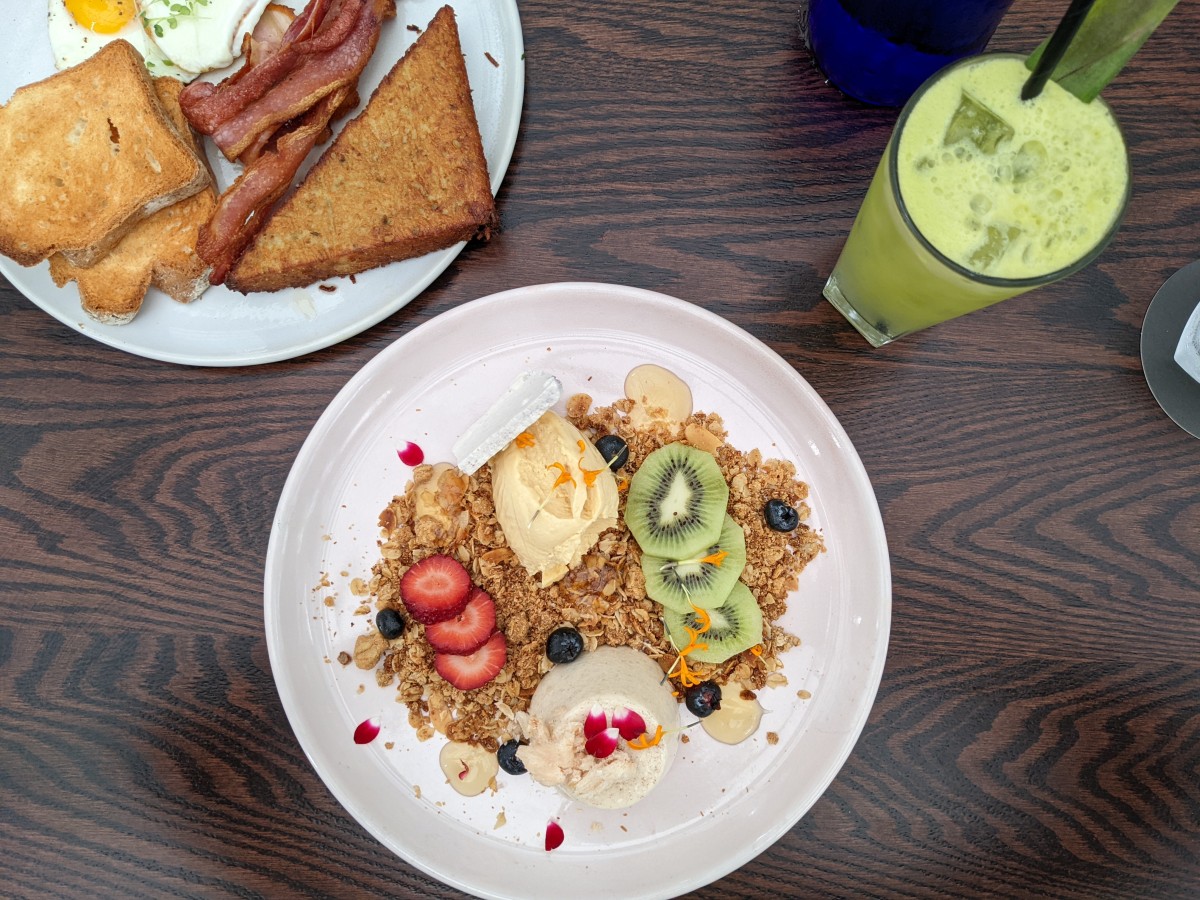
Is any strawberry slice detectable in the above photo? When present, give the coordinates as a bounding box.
[434,631,507,691]
[425,587,497,654]
[400,554,472,624]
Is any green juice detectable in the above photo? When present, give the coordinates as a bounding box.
[824,54,1129,346]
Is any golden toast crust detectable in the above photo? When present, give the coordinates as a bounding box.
[48,78,216,325]
[227,5,497,293]
[0,40,210,268]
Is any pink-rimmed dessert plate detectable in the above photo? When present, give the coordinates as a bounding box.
[0,1,523,367]
[264,282,891,898]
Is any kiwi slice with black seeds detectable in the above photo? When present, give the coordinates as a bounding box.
[642,515,747,612]
[625,443,728,559]
[662,581,763,664]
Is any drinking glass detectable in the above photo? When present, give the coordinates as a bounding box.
[822,52,1130,347]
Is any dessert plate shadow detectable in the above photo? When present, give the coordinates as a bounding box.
[263,283,891,898]
[0,0,523,366]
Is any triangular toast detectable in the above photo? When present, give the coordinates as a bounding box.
[226,5,496,293]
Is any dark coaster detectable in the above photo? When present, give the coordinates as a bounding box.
[1141,259,1200,439]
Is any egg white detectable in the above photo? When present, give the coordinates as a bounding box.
[47,0,192,78]
[138,0,275,76]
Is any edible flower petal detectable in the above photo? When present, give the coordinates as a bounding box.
[583,703,607,739]
[545,819,565,851]
[628,725,665,750]
[546,461,575,489]
[575,439,605,486]
[515,431,535,448]
[665,604,714,689]
[611,707,647,741]
[584,726,620,759]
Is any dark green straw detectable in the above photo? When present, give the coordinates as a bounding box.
[1021,0,1099,100]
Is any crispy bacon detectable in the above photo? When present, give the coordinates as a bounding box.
[192,0,395,284]
[247,3,300,67]
[239,84,358,165]
[210,0,390,161]
[181,0,391,162]
[180,0,334,136]
[197,86,353,285]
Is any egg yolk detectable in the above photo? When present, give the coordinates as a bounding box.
[64,0,135,34]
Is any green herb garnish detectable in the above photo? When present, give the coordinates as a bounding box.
[139,0,211,39]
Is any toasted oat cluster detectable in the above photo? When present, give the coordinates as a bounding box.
[347,394,825,749]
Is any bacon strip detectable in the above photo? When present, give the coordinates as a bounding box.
[189,0,396,282]
[210,0,387,161]
[197,86,352,285]
[180,0,335,136]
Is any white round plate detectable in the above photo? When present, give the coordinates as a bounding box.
[0,2,523,367]
[264,283,891,899]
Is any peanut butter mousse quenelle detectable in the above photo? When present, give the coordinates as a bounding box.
[490,411,619,587]
[517,646,681,809]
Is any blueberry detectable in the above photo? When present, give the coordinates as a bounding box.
[497,739,527,775]
[376,607,406,639]
[764,498,799,533]
[594,434,629,471]
[684,681,722,718]
[545,626,584,663]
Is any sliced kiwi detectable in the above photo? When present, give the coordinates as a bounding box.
[625,443,728,559]
[642,515,747,612]
[662,581,763,664]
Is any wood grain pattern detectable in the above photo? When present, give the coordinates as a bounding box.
[2,1,1198,897]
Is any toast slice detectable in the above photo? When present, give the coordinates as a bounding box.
[0,39,210,268]
[49,78,217,325]
[226,5,497,293]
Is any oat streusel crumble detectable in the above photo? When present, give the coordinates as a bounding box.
[347,393,824,750]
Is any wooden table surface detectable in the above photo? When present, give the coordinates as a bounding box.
[3,1,1198,897]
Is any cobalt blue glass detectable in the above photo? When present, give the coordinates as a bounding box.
[807,0,1015,107]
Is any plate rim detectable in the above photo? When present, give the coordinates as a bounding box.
[263,281,893,898]
[0,0,525,368]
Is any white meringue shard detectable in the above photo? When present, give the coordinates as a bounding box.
[452,371,562,475]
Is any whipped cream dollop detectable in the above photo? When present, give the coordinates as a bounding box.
[517,646,680,809]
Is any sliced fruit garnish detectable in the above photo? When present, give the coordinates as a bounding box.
[545,819,564,852]
[424,587,497,654]
[433,631,507,691]
[584,726,620,759]
[399,554,472,624]
[611,707,646,741]
[583,704,607,739]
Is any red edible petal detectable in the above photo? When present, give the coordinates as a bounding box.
[353,716,380,745]
[545,819,564,852]
[611,707,646,741]
[584,726,620,759]
[583,704,607,739]
[397,441,424,466]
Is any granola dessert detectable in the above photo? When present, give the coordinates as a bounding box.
[348,365,825,780]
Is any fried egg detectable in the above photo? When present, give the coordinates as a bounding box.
[137,0,275,75]
[47,0,276,81]
[47,0,183,78]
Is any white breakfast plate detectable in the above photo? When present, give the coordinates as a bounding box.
[264,283,892,899]
[0,1,523,367]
